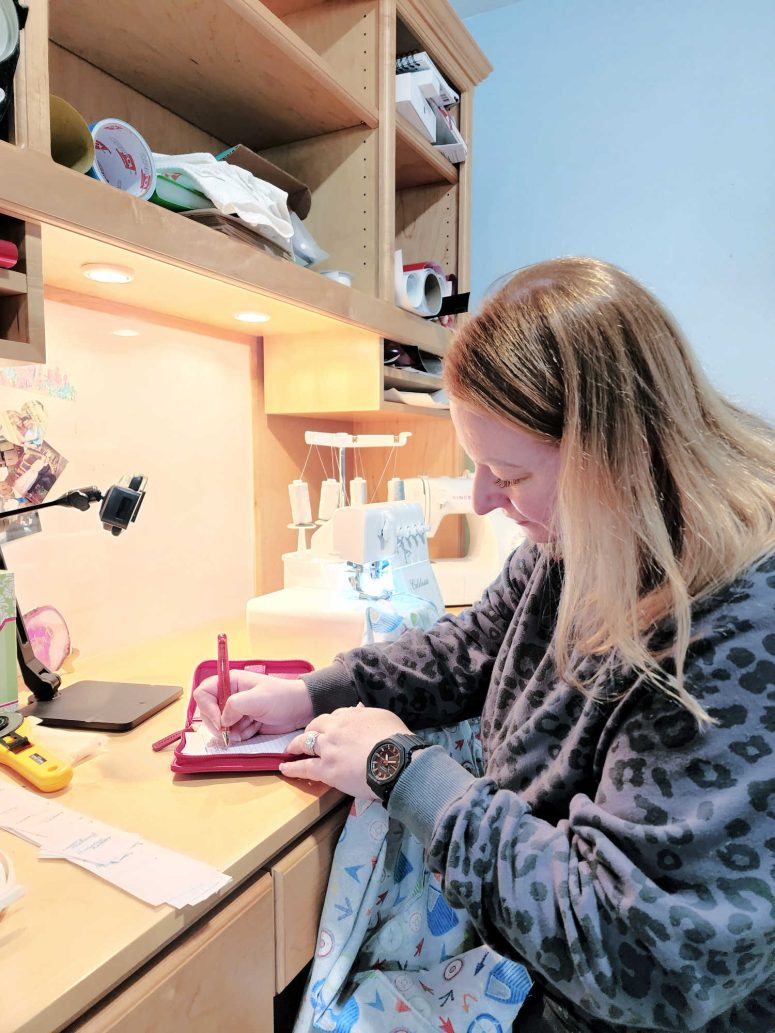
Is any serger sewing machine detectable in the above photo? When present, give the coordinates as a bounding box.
[403,474,525,605]
[246,500,444,670]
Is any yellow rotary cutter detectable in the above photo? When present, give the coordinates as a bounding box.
[0,711,73,792]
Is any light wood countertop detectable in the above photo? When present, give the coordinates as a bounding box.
[0,619,342,1033]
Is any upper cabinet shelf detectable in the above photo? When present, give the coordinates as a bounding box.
[48,0,379,150]
[0,143,450,353]
[395,116,458,190]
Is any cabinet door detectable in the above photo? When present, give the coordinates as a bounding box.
[71,874,275,1033]
[272,804,349,992]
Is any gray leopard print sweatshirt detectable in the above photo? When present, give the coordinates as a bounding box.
[301,543,775,1033]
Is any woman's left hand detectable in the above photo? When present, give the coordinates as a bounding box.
[280,704,411,799]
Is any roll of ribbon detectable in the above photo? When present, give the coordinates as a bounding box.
[88,118,157,200]
[318,478,340,522]
[349,477,368,506]
[387,477,405,502]
[288,479,312,525]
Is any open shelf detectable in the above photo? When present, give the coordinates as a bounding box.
[0,268,27,295]
[0,143,451,353]
[48,0,378,151]
[396,116,458,190]
[0,214,44,363]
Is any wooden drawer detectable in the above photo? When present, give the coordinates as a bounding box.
[271,803,349,992]
[71,873,275,1033]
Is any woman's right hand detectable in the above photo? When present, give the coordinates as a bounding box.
[193,670,314,742]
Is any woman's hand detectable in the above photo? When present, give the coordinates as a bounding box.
[280,704,411,799]
[193,671,314,742]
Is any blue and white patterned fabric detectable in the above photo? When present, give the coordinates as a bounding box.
[293,720,532,1033]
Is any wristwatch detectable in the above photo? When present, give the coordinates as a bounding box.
[366,733,430,807]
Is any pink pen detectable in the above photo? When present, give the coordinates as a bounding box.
[216,633,231,747]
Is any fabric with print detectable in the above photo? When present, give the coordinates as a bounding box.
[294,720,532,1033]
[301,544,775,1032]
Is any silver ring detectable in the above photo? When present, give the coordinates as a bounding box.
[303,730,320,756]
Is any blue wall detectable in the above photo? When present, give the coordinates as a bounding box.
[464,0,775,418]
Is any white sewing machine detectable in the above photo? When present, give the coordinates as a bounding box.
[403,474,524,605]
[246,501,444,669]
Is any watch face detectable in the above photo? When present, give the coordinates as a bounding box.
[369,742,402,784]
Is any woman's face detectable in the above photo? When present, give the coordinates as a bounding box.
[450,397,561,544]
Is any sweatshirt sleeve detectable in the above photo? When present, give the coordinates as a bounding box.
[301,543,542,724]
[389,578,775,1031]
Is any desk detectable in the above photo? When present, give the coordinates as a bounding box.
[0,621,346,1033]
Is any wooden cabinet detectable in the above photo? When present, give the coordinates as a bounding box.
[0,214,44,363]
[0,1,490,590]
[0,0,489,375]
[70,874,277,1033]
[64,804,350,1033]
[271,803,349,993]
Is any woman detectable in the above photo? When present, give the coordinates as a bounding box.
[196,257,775,1031]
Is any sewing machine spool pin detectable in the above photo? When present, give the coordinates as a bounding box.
[287,522,316,554]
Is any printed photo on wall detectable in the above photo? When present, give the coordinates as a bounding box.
[13,441,68,505]
[0,401,68,541]
[0,507,42,545]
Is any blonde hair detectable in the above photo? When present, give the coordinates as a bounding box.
[444,257,775,721]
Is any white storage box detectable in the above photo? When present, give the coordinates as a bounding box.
[396,75,436,142]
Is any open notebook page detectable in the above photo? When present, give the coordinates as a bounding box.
[180,727,300,757]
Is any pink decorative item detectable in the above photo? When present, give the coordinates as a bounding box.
[23,605,71,671]
[0,240,19,270]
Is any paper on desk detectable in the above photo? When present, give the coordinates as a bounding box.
[25,715,108,766]
[180,727,297,757]
[0,784,231,908]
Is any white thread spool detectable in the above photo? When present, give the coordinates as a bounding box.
[349,476,368,506]
[288,479,312,525]
[387,477,405,501]
[318,478,340,521]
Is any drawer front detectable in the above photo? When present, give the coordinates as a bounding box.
[72,874,275,1033]
[272,803,349,992]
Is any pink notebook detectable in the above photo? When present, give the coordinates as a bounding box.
[153,657,314,774]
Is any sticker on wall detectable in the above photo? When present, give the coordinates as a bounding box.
[0,366,76,401]
[0,401,69,544]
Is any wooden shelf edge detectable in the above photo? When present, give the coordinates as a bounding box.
[396,117,458,190]
[0,268,27,296]
[0,145,452,353]
[384,366,444,390]
[380,400,449,418]
[266,403,450,420]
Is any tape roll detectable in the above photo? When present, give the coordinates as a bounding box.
[88,118,157,200]
[288,479,312,525]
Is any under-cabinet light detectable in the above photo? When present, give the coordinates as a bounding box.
[111,329,140,337]
[81,263,135,284]
[234,311,271,324]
